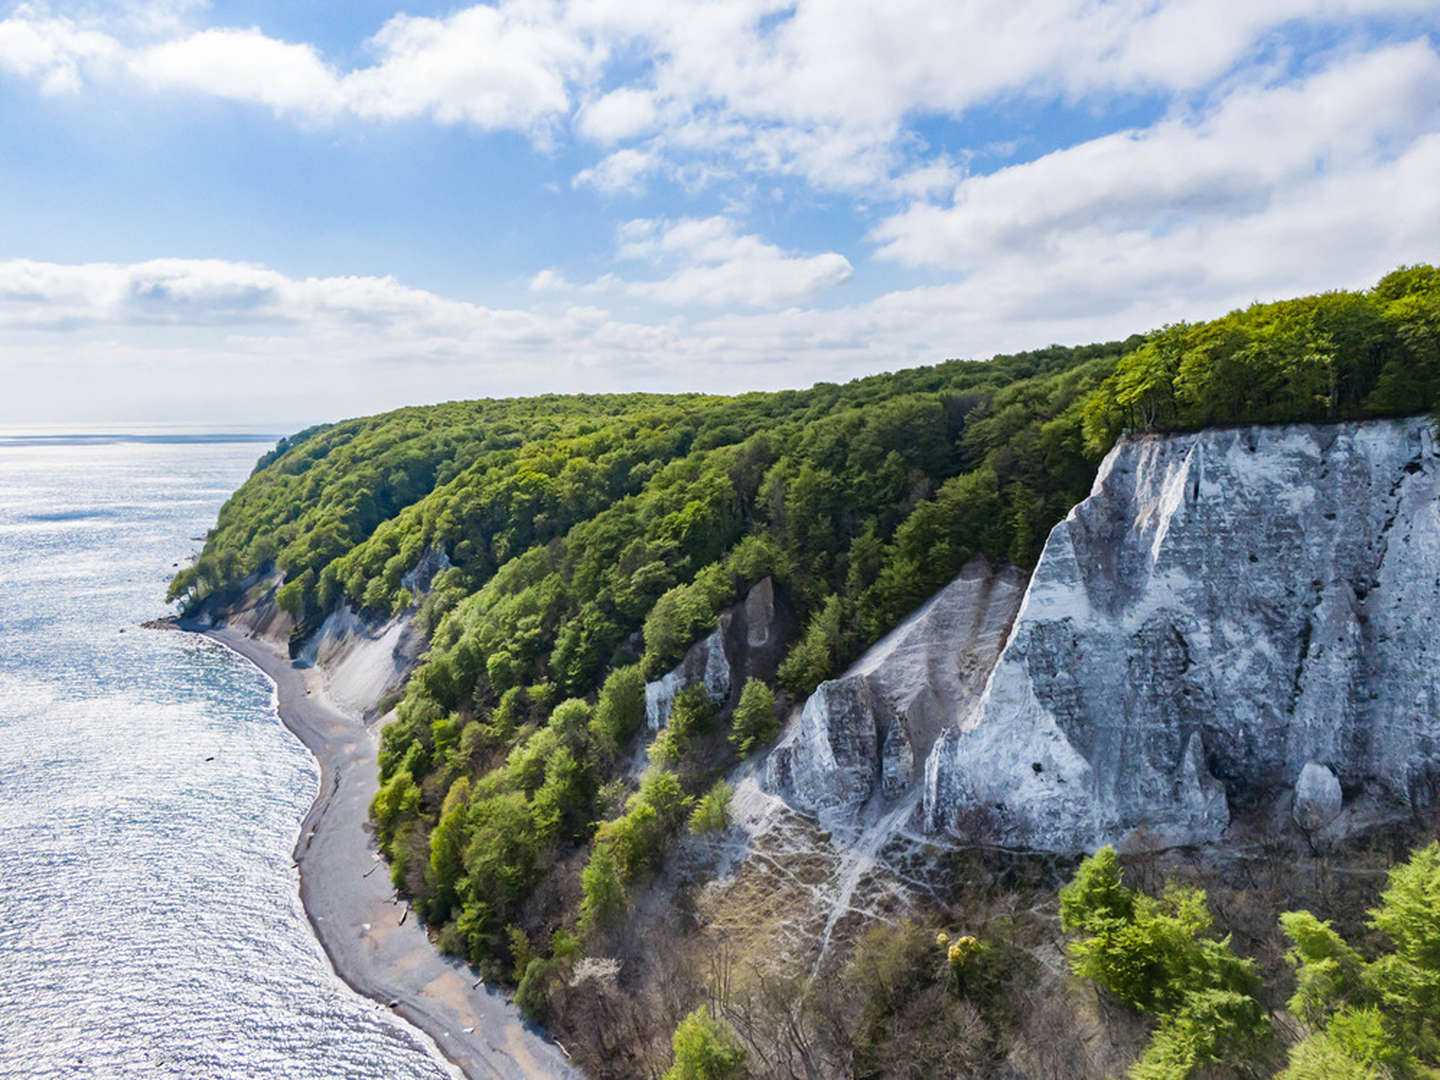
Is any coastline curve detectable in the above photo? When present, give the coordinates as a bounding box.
[195,624,579,1080]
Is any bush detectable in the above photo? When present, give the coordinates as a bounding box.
[729,679,779,758]
[593,769,691,882]
[578,842,628,936]
[663,1007,746,1080]
[1060,847,1269,1078]
[590,664,646,750]
[667,684,718,741]
[689,781,733,834]
[515,956,556,1023]
[1278,841,1440,1073]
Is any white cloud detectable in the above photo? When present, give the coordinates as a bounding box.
[1,4,1438,426]
[340,4,590,133]
[565,216,854,307]
[575,86,657,143]
[572,145,662,193]
[3,1,593,134]
[2,0,1434,190]
[3,122,1438,429]
[528,268,571,292]
[870,42,1440,273]
[554,0,1440,192]
[132,29,342,115]
[0,7,118,93]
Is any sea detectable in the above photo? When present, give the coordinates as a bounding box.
[0,432,454,1079]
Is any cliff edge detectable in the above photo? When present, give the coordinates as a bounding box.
[924,416,1440,851]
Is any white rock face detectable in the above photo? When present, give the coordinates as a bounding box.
[295,603,422,721]
[1293,762,1344,833]
[646,626,731,731]
[645,577,793,730]
[924,418,1440,852]
[400,546,451,596]
[765,556,1028,822]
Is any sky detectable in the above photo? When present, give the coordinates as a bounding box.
[0,1,1437,429]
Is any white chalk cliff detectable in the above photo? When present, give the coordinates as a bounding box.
[766,417,1440,853]
[765,555,1028,824]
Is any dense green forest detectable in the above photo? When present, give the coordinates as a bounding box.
[171,265,1440,1027]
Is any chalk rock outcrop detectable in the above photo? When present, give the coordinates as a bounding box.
[1293,762,1344,833]
[646,577,794,730]
[925,418,1440,852]
[400,546,452,596]
[295,603,424,721]
[765,556,1028,821]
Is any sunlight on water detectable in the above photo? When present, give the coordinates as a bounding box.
[0,436,453,1079]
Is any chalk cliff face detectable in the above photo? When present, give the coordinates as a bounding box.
[752,418,1440,854]
[646,577,795,730]
[924,417,1440,851]
[764,556,1028,822]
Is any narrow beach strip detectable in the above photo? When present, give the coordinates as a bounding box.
[196,624,579,1080]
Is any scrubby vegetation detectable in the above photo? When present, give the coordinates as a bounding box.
[172,267,1440,1074]
[1055,841,1440,1080]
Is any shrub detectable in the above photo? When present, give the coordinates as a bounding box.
[689,781,733,834]
[515,956,556,1023]
[663,1007,746,1080]
[590,664,646,750]
[578,842,628,935]
[729,678,779,758]
[593,769,691,882]
[1278,841,1440,1074]
[667,684,718,741]
[1060,847,1269,1078]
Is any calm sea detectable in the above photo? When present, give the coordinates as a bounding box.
[0,433,453,1078]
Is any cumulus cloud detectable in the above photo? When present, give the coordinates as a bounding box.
[339,5,590,133]
[553,217,853,307]
[1,3,1438,425]
[132,29,342,115]
[4,123,1438,428]
[4,1,594,134]
[0,7,119,93]
[870,42,1440,272]
[575,87,658,143]
[528,268,571,292]
[3,0,1434,187]
[571,145,662,193]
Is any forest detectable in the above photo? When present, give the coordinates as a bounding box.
[171,265,1440,1078]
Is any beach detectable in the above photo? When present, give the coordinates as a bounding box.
[200,625,579,1080]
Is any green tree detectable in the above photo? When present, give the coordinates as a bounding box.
[663,1007,746,1080]
[578,842,628,935]
[689,781,733,834]
[729,679,778,758]
[1060,847,1269,1078]
[1279,841,1440,1075]
[590,664,646,750]
[426,777,471,921]
[778,593,846,695]
[667,684,718,742]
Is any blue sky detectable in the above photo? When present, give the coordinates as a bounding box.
[0,0,1436,428]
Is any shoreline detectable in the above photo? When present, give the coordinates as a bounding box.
[194,623,579,1080]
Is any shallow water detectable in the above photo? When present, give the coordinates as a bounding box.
[0,434,453,1079]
